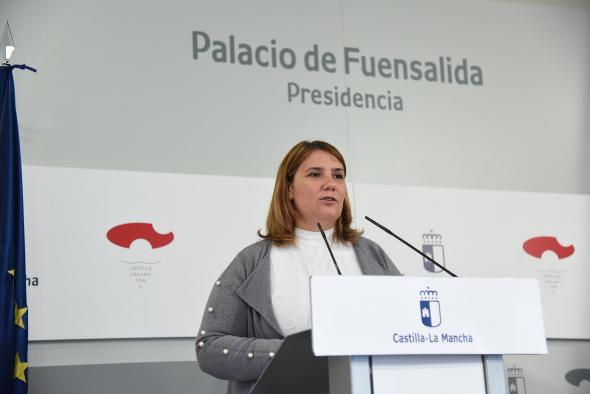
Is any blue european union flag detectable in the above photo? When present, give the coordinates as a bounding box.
[0,65,29,394]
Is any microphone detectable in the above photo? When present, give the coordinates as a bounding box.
[316,223,342,275]
[364,216,458,277]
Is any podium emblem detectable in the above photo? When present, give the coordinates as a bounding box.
[507,366,527,394]
[419,287,441,327]
[422,230,446,273]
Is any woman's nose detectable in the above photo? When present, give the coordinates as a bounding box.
[322,179,336,190]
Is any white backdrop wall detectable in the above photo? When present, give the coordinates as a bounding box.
[22,166,590,340]
[1,0,589,393]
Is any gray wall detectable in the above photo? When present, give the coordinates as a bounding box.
[3,0,588,195]
[30,362,225,394]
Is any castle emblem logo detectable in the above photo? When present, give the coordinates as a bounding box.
[419,287,441,327]
[422,230,446,273]
[507,366,527,394]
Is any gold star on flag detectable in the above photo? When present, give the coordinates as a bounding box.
[8,268,15,276]
[14,302,28,329]
[14,353,28,383]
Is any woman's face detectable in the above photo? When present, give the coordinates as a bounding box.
[289,150,346,231]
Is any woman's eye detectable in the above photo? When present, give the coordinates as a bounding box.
[308,172,320,177]
[334,173,345,179]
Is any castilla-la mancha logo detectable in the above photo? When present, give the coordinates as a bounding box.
[420,287,441,327]
[422,230,446,273]
[107,222,174,288]
[522,236,574,260]
[565,368,590,389]
[522,235,575,294]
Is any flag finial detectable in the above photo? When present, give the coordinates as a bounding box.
[2,21,16,64]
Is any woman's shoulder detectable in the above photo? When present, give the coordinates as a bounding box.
[354,235,384,252]
[234,239,272,264]
[354,236,402,275]
[218,239,272,287]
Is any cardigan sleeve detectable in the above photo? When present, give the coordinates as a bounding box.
[196,248,283,382]
[196,284,282,381]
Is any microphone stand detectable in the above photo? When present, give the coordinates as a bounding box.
[317,223,342,275]
[365,216,458,278]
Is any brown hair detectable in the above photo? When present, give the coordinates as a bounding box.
[258,140,361,246]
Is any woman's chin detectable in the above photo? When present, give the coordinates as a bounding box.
[315,214,340,227]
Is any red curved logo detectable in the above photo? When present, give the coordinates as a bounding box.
[106,223,174,249]
[523,236,574,260]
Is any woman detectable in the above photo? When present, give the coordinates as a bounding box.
[196,140,400,394]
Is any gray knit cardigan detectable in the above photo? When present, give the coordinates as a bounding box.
[196,237,401,394]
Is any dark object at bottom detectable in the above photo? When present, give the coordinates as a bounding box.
[565,368,590,387]
[250,330,329,394]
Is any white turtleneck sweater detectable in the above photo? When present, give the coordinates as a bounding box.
[269,227,362,336]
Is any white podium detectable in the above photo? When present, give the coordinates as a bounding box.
[310,276,547,394]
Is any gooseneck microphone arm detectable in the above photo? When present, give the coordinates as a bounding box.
[317,223,342,275]
[364,216,458,278]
